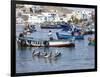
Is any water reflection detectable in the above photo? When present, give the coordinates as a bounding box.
[17,47,33,62]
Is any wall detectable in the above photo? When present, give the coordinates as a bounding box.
[0,0,99,77]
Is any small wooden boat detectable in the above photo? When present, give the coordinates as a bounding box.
[56,32,84,40]
[88,37,95,46]
[88,41,95,46]
[16,37,75,47]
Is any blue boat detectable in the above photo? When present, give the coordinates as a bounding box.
[60,23,72,31]
[56,32,84,40]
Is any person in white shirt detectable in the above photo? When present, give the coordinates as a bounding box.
[48,30,53,40]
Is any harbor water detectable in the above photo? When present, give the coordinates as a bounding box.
[16,24,95,73]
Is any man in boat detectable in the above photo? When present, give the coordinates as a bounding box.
[18,32,26,46]
[19,32,24,37]
[48,30,53,40]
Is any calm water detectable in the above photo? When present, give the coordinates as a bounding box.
[16,24,95,73]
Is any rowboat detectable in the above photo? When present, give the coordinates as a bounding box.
[88,37,95,46]
[16,37,75,47]
[88,41,95,46]
[56,32,84,40]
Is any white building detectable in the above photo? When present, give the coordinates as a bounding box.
[36,12,68,23]
[66,10,93,21]
[32,5,42,13]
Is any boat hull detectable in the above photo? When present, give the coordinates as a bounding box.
[49,44,75,47]
[17,39,75,47]
[40,26,61,29]
[88,37,95,46]
[84,31,95,35]
[88,42,95,46]
[49,40,75,47]
[56,32,84,40]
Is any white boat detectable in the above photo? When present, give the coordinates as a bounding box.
[17,37,75,47]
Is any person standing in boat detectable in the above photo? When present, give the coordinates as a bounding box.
[48,30,53,40]
[18,32,26,46]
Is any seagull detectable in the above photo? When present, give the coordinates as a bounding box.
[52,52,61,58]
[32,50,40,56]
[41,52,47,57]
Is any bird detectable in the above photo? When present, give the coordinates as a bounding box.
[40,52,47,57]
[32,50,40,56]
[52,52,61,58]
[43,52,52,58]
[32,49,35,54]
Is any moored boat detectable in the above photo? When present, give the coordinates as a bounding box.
[56,32,84,40]
[40,25,61,29]
[16,37,75,47]
[88,41,95,46]
[88,37,95,46]
[48,40,75,47]
[84,30,95,35]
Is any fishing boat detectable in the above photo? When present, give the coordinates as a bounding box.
[56,32,84,40]
[40,25,62,29]
[88,41,95,46]
[84,29,95,35]
[16,37,75,47]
